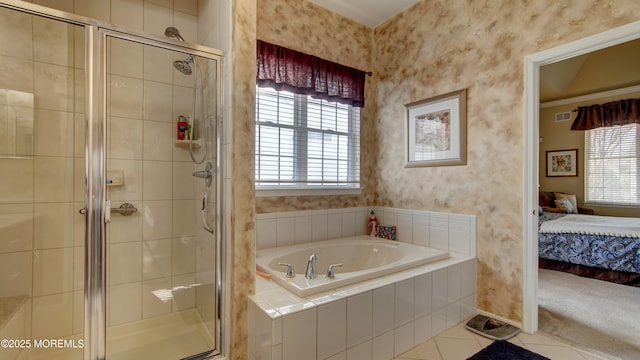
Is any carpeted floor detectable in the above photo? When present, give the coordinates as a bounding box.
[538,269,640,360]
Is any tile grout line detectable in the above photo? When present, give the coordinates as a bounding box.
[432,337,446,360]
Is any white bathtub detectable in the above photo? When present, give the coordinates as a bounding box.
[256,235,449,297]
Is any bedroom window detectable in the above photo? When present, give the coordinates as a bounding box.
[255,86,361,192]
[584,123,640,205]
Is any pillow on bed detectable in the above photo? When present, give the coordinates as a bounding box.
[539,191,555,208]
[555,198,575,214]
[555,193,578,214]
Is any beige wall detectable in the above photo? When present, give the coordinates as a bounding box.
[538,104,584,204]
[540,90,640,217]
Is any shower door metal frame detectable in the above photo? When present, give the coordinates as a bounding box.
[97,28,225,360]
[85,25,107,360]
[0,1,225,359]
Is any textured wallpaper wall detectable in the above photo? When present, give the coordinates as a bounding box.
[229,0,256,359]
[372,0,640,321]
[251,0,640,325]
[255,0,377,213]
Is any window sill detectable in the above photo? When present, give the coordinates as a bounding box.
[583,202,640,208]
[256,187,361,197]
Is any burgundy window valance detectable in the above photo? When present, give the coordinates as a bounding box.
[571,98,640,130]
[256,40,367,108]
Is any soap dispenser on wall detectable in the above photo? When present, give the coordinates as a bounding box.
[106,169,124,186]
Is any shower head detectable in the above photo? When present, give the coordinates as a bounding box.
[165,26,192,75]
[174,57,193,75]
[164,26,185,41]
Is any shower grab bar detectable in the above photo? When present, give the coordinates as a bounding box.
[79,202,138,216]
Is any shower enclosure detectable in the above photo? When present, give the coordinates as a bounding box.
[0,2,223,359]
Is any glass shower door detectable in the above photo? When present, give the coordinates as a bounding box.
[103,32,219,359]
[0,5,85,360]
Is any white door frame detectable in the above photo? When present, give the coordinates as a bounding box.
[522,20,640,333]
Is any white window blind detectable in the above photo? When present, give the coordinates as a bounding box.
[584,124,640,205]
[255,86,360,190]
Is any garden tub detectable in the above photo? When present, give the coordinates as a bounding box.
[256,235,449,297]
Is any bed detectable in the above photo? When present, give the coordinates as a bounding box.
[538,211,640,285]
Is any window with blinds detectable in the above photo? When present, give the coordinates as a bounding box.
[584,123,640,205]
[255,86,360,190]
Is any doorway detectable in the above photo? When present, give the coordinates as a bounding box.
[523,20,640,333]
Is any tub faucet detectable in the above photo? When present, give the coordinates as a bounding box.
[326,263,343,279]
[305,254,317,279]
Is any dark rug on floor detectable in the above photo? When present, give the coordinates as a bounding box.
[467,340,550,360]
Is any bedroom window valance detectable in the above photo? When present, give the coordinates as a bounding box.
[570,98,640,130]
[256,40,367,107]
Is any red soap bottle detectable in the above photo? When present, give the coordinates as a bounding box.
[177,115,188,140]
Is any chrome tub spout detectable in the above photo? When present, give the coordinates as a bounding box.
[305,254,317,279]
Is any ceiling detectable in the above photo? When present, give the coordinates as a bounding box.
[540,38,640,103]
[307,0,420,28]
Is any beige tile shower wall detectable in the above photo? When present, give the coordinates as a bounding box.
[26,0,200,39]
[0,0,204,340]
[372,0,640,322]
[106,35,204,327]
[198,0,231,52]
[0,8,84,341]
[255,0,376,214]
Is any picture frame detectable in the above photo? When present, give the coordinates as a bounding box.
[546,149,578,177]
[405,88,467,167]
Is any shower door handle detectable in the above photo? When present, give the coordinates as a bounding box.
[105,200,111,223]
[79,202,138,216]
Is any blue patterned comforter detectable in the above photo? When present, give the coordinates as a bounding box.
[538,212,640,274]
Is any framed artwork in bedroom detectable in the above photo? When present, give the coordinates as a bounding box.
[546,149,578,177]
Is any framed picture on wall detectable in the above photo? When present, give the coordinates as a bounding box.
[404,88,467,167]
[546,149,578,177]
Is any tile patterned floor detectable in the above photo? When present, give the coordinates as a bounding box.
[393,322,620,360]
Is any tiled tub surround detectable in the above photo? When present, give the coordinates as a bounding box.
[250,256,476,360]
[250,207,476,360]
[255,207,476,255]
